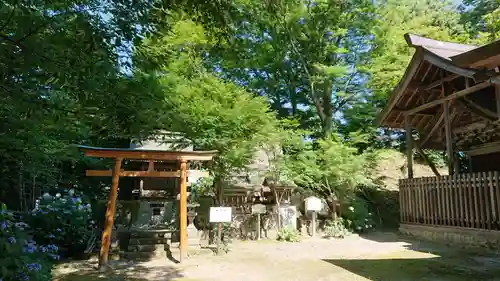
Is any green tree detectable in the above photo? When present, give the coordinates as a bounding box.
[459,0,500,38]
[283,136,373,218]
[0,0,242,209]
[134,19,281,199]
[211,0,375,137]
[342,0,471,149]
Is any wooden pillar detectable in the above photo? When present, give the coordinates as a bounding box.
[443,101,454,175]
[179,159,188,262]
[493,68,500,118]
[405,115,413,179]
[98,157,122,271]
[495,84,500,119]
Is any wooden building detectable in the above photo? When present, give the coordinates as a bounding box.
[377,34,500,244]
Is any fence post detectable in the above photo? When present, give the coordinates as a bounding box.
[488,171,494,230]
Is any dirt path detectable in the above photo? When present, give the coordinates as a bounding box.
[55,232,500,281]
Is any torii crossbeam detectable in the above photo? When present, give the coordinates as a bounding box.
[78,145,216,270]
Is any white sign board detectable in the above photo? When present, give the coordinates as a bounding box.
[251,204,267,214]
[209,207,232,223]
[305,196,322,212]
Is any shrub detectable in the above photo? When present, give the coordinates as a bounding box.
[341,196,375,233]
[28,190,93,258]
[357,186,400,229]
[0,203,58,281]
[324,218,351,239]
[276,227,300,242]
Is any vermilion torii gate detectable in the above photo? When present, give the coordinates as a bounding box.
[78,145,216,270]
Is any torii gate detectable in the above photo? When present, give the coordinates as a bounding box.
[78,145,216,270]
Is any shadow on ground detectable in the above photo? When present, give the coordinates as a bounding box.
[324,231,500,281]
[54,261,185,281]
[323,258,500,281]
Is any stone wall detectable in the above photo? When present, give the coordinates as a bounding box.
[400,224,500,248]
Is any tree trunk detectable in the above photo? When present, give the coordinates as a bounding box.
[321,85,334,137]
[328,199,337,220]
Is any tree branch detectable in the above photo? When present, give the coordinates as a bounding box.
[0,0,17,34]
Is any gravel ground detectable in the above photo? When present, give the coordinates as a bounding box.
[54,232,500,281]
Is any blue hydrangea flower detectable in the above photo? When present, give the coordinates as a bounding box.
[8,236,16,244]
[47,244,58,252]
[23,245,36,253]
[56,228,62,232]
[298,17,305,25]
[48,234,55,239]
[26,263,42,271]
[39,246,47,252]
[0,221,6,231]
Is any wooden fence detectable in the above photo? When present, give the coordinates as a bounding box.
[399,171,500,230]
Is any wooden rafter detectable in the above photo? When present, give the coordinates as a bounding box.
[405,82,492,115]
[423,74,460,91]
[460,97,497,120]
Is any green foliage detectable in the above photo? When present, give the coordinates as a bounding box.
[0,204,57,281]
[211,0,376,136]
[324,218,351,239]
[344,0,473,148]
[276,227,300,242]
[460,0,500,39]
[135,19,280,182]
[27,190,93,258]
[0,0,247,211]
[366,0,469,102]
[483,7,500,40]
[283,136,373,209]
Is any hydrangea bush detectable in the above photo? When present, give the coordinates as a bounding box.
[28,189,94,258]
[0,203,58,281]
[341,196,375,233]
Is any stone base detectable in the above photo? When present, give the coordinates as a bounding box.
[399,223,500,248]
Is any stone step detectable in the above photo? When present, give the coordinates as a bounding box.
[127,244,166,252]
[128,229,174,239]
[120,250,167,261]
[129,237,169,245]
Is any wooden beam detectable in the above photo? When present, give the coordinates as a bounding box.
[98,158,122,271]
[443,101,454,175]
[405,115,413,179]
[405,82,492,115]
[78,146,217,161]
[414,141,441,177]
[179,159,188,263]
[392,109,434,116]
[423,74,460,91]
[147,161,154,172]
[465,141,500,156]
[86,170,180,178]
[461,97,497,120]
